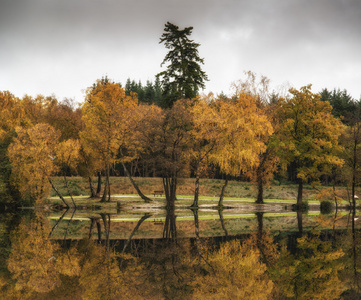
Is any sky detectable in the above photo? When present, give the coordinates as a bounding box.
[1,0,361,102]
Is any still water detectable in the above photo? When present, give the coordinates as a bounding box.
[1,207,361,299]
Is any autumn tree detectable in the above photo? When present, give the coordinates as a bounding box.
[0,91,26,205]
[80,78,138,202]
[211,93,273,207]
[42,96,83,141]
[232,71,281,204]
[135,100,192,209]
[340,120,361,208]
[157,22,208,108]
[55,138,81,206]
[276,85,344,207]
[8,123,60,202]
[188,97,223,208]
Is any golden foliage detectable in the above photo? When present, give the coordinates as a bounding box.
[56,138,81,172]
[79,242,144,300]
[80,80,138,174]
[277,85,344,181]
[7,215,81,294]
[272,230,345,299]
[211,92,273,176]
[192,239,274,299]
[8,123,60,199]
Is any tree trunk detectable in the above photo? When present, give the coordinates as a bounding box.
[88,177,96,198]
[255,150,267,204]
[122,162,152,203]
[218,177,229,207]
[163,176,177,211]
[352,163,356,210]
[256,212,264,238]
[49,178,69,209]
[101,163,111,202]
[297,178,303,207]
[218,208,228,237]
[191,164,200,208]
[122,214,151,253]
[49,209,68,237]
[96,172,102,197]
[256,175,264,204]
[352,136,357,210]
[297,210,303,236]
[163,176,178,240]
[163,204,177,240]
[64,174,76,208]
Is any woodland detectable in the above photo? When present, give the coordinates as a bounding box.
[2,21,361,300]
[0,22,361,212]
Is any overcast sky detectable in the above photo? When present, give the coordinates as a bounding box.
[1,0,361,102]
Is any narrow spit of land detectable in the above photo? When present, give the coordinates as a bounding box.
[44,176,355,212]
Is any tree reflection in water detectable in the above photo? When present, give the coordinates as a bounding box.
[1,209,361,299]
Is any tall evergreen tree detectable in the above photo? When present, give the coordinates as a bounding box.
[157,22,208,108]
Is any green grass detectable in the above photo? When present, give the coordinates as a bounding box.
[46,176,357,211]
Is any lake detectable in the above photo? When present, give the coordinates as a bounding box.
[1,205,360,299]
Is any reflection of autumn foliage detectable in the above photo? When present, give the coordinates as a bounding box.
[271,231,345,299]
[79,241,145,300]
[192,239,274,299]
[7,215,80,294]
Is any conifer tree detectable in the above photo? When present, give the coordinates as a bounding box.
[157,22,208,108]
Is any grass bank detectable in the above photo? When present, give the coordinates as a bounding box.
[47,176,355,208]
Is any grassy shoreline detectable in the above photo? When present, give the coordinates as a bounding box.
[45,176,355,210]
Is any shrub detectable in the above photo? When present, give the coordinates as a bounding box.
[320,200,333,215]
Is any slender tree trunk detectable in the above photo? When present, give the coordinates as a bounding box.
[89,217,96,239]
[122,214,151,253]
[192,208,202,262]
[101,213,111,250]
[88,177,96,198]
[101,163,111,202]
[163,175,177,240]
[352,136,358,210]
[255,151,267,204]
[256,212,268,265]
[163,204,177,240]
[351,208,360,290]
[49,209,69,237]
[122,162,152,203]
[352,170,356,210]
[256,176,264,204]
[218,208,228,237]
[63,209,76,241]
[218,176,229,208]
[333,180,338,212]
[96,219,102,242]
[49,178,69,209]
[96,172,102,197]
[101,178,108,202]
[64,174,76,208]
[297,210,303,236]
[191,164,200,208]
[297,178,303,207]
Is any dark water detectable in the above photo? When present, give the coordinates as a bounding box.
[1,208,361,299]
